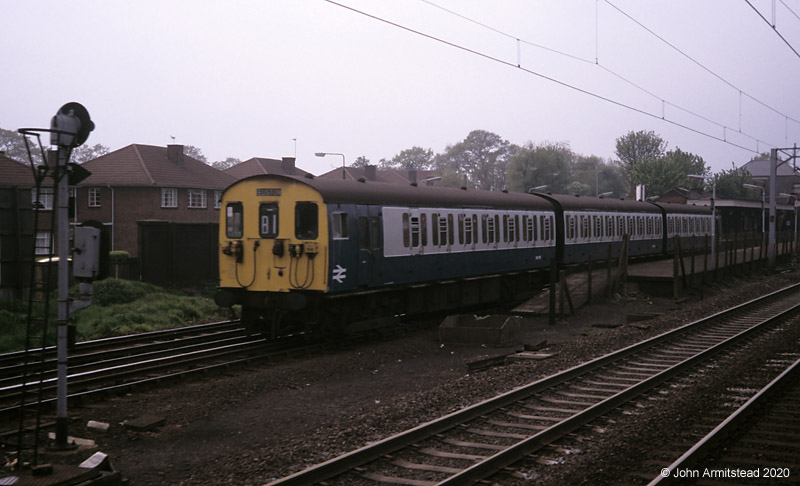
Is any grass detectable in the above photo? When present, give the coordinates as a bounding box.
[0,278,234,353]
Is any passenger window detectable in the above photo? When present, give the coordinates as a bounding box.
[332,213,348,239]
[402,213,410,247]
[226,202,243,238]
[295,202,318,239]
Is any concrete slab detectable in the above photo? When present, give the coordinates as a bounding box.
[505,351,558,364]
[439,314,521,346]
[122,414,166,432]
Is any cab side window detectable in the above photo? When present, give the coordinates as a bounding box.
[295,202,318,239]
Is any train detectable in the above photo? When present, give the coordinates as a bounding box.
[214,174,712,336]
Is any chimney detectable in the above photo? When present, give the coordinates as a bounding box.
[281,157,296,174]
[167,145,184,166]
[365,165,377,181]
[408,169,418,185]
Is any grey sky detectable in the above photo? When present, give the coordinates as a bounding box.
[3,0,799,175]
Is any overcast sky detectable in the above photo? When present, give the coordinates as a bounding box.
[3,0,799,176]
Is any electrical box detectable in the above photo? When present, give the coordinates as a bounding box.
[73,226,101,279]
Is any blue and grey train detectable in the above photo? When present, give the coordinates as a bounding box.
[215,174,712,334]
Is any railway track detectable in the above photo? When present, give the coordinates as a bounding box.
[650,352,800,485]
[267,282,800,486]
[0,320,314,420]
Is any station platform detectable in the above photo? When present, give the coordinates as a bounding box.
[513,246,772,317]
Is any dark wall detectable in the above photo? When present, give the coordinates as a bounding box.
[138,221,218,284]
[0,186,33,298]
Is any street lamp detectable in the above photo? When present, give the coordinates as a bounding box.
[315,152,346,180]
[528,185,549,193]
[688,174,715,268]
[743,183,765,234]
[598,191,613,198]
[421,176,442,185]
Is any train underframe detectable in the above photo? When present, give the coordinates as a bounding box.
[221,270,546,339]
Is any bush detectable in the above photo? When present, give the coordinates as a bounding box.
[93,279,152,306]
[108,251,130,262]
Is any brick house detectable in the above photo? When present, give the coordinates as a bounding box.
[224,156,311,179]
[75,144,237,257]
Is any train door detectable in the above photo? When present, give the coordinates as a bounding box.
[355,205,382,287]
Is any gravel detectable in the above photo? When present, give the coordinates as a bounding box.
[34,269,799,485]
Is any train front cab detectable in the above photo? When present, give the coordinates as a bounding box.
[216,176,328,334]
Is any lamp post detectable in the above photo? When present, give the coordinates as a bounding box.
[595,169,605,197]
[315,152,346,179]
[743,183,765,234]
[598,191,613,198]
[688,174,715,268]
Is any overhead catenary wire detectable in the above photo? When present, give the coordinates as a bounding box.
[423,0,778,146]
[324,0,781,154]
[603,0,800,126]
[744,0,800,60]
[424,0,796,148]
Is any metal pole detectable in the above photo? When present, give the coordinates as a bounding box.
[55,147,72,449]
[768,149,778,268]
[711,182,716,270]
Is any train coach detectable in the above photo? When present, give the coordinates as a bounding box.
[215,174,712,336]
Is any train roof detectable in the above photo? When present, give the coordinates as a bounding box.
[650,201,712,215]
[233,174,555,211]
[531,193,662,214]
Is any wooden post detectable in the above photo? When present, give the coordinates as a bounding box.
[703,234,709,285]
[613,234,629,296]
[587,255,593,306]
[673,240,680,300]
[606,245,613,299]
[676,236,687,289]
[690,237,696,289]
[558,270,566,320]
[549,259,556,324]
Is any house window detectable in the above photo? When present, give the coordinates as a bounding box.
[214,190,222,209]
[188,189,207,208]
[32,187,54,210]
[88,187,101,207]
[162,188,178,208]
[35,231,53,255]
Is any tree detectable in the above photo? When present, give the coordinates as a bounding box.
[631,147,707,198]
[436,130,518,191]
[184,145,207,163]
[713,163,753,199]
[390,146,434,171]
[71,143,110,164]
[211,157,241,170]
[570,155,627,197]
[615,130,667,196]
[505,141,574,194]
[1,127,42,165]
[351,156,371,169]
